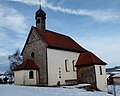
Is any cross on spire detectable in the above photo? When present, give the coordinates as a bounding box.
[39,4,41,9]
[39,0,42,9]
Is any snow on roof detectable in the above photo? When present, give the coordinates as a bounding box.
[112,74,120,78]
[34,27,87,53]
[111,71,120,74]
[106,74,110,78]
[76,51,106,67]
[0,76,5,79]
[21,26,87,55]
[116,69,120,71]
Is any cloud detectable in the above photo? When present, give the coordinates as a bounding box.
[0,61,9,73]
[76,34,120,67]
[0,49,10,73]
[0,49,11,57]
[0,4,28,72]
[9,0,120,22]
[9,0,40,5]
[0,4,28,34]
[0,30,7,42]
[0,4,28,56]
[0,30,24,49]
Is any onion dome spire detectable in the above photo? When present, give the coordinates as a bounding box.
[35,5,46,31]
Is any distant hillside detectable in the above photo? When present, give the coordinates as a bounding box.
[106,66,120,72]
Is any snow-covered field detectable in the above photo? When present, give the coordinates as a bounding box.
[0,84,113,96]
[108,85,120,96]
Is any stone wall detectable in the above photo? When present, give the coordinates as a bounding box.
[77,65,97,88]
[22,29,48,85]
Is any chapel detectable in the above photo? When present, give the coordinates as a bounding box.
[14,6,107,92]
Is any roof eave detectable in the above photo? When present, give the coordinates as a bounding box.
[21,26,34,55]
[14,68,39,71]
[47,46,86,53]
[76,63,107,67]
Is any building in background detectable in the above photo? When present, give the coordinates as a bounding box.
[106,66,120,85]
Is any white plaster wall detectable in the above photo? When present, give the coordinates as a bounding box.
[14,70,38,85]
[14,70,24,85]
[95,65,108,92]
[47,48,80,86]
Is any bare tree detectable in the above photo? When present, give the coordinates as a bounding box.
[8,49,22,73]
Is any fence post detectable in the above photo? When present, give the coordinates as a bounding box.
[113,81,116,96]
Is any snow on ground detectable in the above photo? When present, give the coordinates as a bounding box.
[62,84,91,89]
[0,84,113,96]
[108,85,120,96]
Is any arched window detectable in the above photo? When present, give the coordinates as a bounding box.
[99,66,102,75]
[29,71,34,79]
[72,60,76,72]
[31,52,34,58]
[37,18,40,23]
[65,59,69,72]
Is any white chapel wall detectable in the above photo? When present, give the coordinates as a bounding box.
[47,48,80,86]
[14,70,24,85]
[14,70,38,85]
[95,65,108,92]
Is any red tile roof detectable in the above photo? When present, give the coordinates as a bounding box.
[14,59,39,71]
[76,52,107,67]
[34,27,87,53]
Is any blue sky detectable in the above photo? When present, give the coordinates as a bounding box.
[0,0,120,73]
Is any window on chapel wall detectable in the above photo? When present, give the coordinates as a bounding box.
[31,52,35,58]
[37,18,40,23]
[29,71,34,79]
[65,59,70,72]
[72,60,76,72]
[99,66,102,75]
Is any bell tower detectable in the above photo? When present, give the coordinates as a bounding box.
[35,5,46,31]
